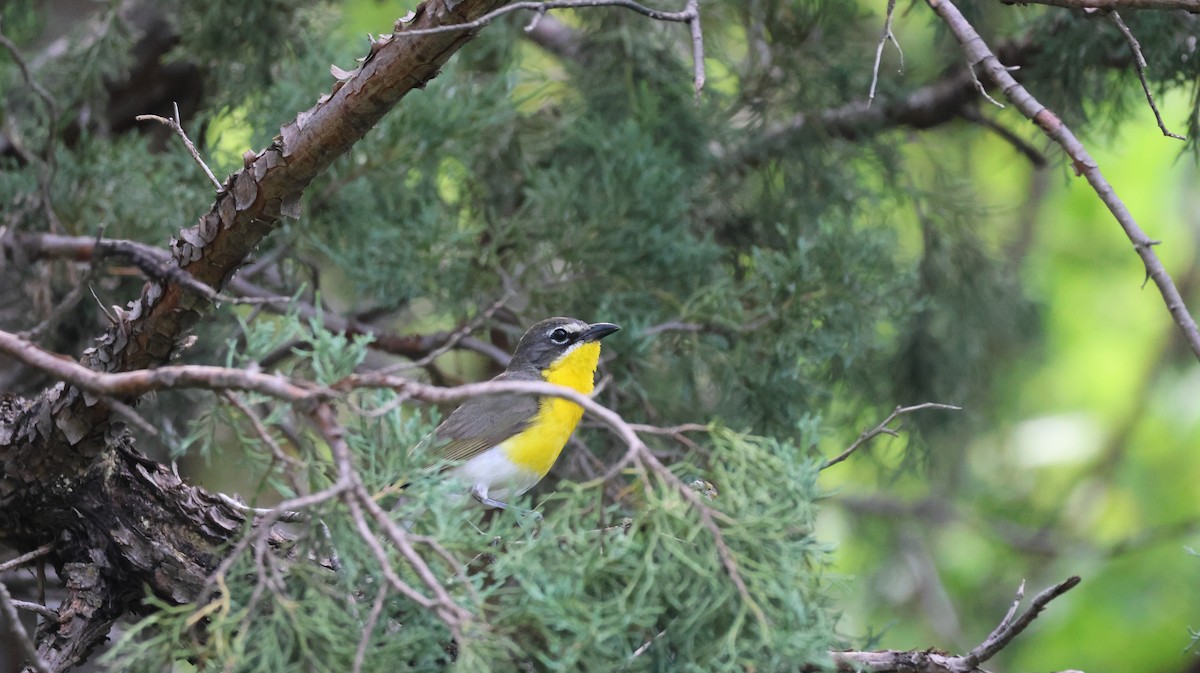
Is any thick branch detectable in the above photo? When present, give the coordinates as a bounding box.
[0,2,512,666]
[51,0,512,442]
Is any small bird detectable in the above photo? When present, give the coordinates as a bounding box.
[422,317,620,512]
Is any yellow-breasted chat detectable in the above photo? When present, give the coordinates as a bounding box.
[420,317,620,512]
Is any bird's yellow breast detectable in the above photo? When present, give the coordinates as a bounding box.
[501,341,601,477]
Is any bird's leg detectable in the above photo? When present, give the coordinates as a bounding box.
[471,483,543,521]
[470,482,512,510]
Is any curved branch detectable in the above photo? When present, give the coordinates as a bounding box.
[928,0,1200,360]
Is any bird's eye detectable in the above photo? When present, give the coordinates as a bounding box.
[549,328,570,345]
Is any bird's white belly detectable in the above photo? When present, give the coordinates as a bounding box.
[450,446,542,503]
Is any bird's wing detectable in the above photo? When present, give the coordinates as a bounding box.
[419,371,540,465]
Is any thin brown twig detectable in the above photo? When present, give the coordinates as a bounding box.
[17,245,101,342]
[136,102,225,191]
[868,0,903,107]
[821,403,962,470]
[636,446,769,630]
[627,422,709,435]
[10,599,57,620]
[0,543,55,575]
[353,584,389,673]
[199,478,353,599]
[685,0,705,98]
[380,290,513,374]
[0,578,51,673]
[927,0,1200,361]
[1107,10,1185,140]
[960,106,1048,167]
[220,391,306,493]
[391,0,705,96]
[311,402,471,637]
[0,328,320,403]
[215,493,307,523]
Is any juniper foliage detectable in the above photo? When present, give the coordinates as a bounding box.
[2,0,1198,670]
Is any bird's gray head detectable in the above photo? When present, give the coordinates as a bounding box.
[507,317,621,372]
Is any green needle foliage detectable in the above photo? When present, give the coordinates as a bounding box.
[3,0,1200,671]
[104,319,833,672]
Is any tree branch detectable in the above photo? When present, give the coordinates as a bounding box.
[135,101,225,190]
[927,0,1200,361]
[829,576,1082,673]
[391,0,704,94]
[1001,0,1200,11]
[821,403,961,470]
[0,577,50,673]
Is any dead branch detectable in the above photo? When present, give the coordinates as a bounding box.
[135,102,225,190]
[821,403,962,470]
[1106,10,1185,139]
[868,0,903,106]
[830,576,1082,672]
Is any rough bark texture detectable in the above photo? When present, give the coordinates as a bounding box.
[0,0,510,667]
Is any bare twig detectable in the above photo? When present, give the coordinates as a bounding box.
[627,422,709,435]
[310,403,471,637]
[968,64,1005,109]
[641,320,708,337]
[829,577,1081,673]
[1002,0,1200,11]
[1107,10,1185,140]
[18,241,101,342]
[136,102,225,191]
[0,543,54,575]
[392,0,705,96]
[353,585,389,673]
[196,475,353,632]
[10,600,57,620]
[215,493,306,523]
[685,0,705,98]
[868,0,903,107]
[0,578,51,673]
[0,328,320,402]
[928,0,1200,361]
[821,403,961,470]
[950,576,1082,670]
[219,391,306,494]
[379,290,513,374]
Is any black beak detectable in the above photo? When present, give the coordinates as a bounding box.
[581,322,621,342]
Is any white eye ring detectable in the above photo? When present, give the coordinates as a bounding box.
[549,328,570,345]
